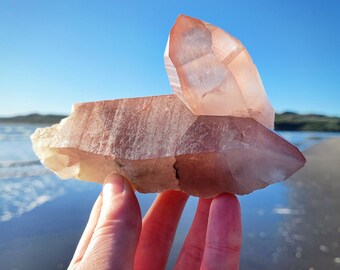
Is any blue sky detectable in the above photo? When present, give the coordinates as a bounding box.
[1,0,340,117]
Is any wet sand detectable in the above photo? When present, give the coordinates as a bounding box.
[241,138,340,269]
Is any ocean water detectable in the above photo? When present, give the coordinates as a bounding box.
[0,123,339,269]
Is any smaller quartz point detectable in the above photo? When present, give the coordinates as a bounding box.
[31,95,305,198]
[164,14,275,129]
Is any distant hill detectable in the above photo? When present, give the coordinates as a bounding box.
[0,114,66,124]
[275,112,340,132]
[0,112,340,132]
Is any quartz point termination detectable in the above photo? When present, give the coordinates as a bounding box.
[31,95,306,198]
[164,14,275,129]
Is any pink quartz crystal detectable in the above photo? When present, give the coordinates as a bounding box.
[31,95,305,198]
[164,14,275,129]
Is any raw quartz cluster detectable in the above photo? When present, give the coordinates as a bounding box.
[31,15,306,198]
[165,15,274,129]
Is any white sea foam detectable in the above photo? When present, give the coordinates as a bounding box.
[0,164,50,180]
[0,175,65,222]
[0,160,41,168]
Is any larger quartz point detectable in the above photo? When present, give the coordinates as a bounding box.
[31,95,305,198]
[164,15,275,129]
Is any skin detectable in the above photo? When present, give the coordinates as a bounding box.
[68,174,242,270]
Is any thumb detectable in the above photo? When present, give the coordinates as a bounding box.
[79,174,142,270]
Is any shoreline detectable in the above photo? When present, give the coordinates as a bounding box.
[1,112,340,132]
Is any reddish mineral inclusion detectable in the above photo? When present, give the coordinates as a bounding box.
[164,14,275,129]
[31,95,305,198]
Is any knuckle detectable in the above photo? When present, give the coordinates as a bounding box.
[205,240,241,254]
[181,243,205,260]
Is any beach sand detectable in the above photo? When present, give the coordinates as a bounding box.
[241,138,340,269]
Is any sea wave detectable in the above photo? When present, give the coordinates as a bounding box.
[0,124,38,142]
[0,173,98,223]
[0,162,51,180]
[0,160,41,168]
[0,134,33,141]
[0,174,65,222]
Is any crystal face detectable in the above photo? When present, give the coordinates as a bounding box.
[164,14,275,129]
[31,95,305,198]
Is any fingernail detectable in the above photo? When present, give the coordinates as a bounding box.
[103,173,125,197]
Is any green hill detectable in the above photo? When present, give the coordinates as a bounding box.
[275,112,340,132]
[0,114,66,124]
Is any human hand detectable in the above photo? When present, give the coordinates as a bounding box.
[68,174,242,270]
